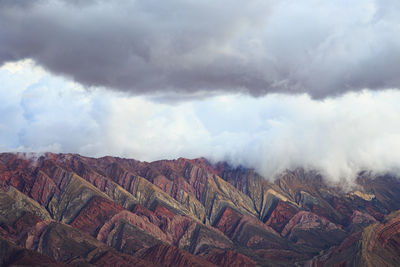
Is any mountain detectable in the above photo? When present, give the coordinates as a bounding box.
[0,152,400,266]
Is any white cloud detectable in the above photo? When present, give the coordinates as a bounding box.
[1,61,400,182]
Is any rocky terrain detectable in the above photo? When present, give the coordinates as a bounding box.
[0,152,400,266]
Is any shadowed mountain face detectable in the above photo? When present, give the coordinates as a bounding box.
[0,153,400,266]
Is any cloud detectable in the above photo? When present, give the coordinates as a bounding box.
[0,0,399,98]
[2,61,400,182]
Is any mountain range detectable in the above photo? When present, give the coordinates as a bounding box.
[1,152,400,266]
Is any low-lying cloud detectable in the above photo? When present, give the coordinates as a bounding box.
[2,60,400,181]
[1,0,400,98]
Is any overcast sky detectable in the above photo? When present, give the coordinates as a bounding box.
[1,0,400,181]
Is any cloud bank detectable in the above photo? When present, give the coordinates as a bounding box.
[1,0,400,98]
[2,60,400,181]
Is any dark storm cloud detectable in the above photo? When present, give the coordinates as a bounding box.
[0,0,399,98]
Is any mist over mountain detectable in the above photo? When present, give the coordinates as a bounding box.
[2,61,400,182]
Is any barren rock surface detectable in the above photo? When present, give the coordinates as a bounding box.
[0,152,400,266]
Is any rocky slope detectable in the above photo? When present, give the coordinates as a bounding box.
[0,152,400,266]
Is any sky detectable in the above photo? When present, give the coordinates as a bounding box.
[1,0,400,181]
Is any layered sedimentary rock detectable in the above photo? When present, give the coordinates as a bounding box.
[0,152,400,266]
[360,210,400,266]
[281,211,347,249]
[0,237,67,267]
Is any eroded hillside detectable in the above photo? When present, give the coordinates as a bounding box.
[1,152,400,266]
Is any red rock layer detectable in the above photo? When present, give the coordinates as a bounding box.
[0,237,67,267]
[141,243,219,267]
[265,200,298,233]
[89,250,156,267]
[70,196,125,236]
[281,211,342,237]
[215,206,277,240]
[201,249,256,267]
[371,214,400,249]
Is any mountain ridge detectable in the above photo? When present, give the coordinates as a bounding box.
[1,152,400,266]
